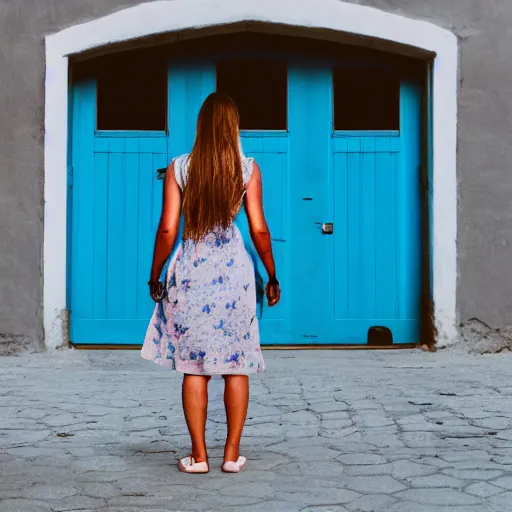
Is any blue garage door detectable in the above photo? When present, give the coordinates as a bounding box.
[69,58,421,345]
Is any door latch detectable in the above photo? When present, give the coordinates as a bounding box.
[314,222,334,234]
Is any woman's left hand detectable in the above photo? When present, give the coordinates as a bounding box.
[265,279,280,307]
[148,280,165,302]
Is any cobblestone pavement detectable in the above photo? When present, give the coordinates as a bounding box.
[1,346,512,512]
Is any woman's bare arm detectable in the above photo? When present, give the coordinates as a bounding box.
[244,161,277,282]
[149,160,182,282]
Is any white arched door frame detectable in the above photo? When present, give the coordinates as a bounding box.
[44,0,458,348]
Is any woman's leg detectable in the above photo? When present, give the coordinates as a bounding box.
[222,375,249,462]
[182,374,211,463]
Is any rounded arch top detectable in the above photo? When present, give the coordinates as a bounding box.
[47,0,457,59]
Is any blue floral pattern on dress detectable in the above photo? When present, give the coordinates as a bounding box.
[141,153,265,375]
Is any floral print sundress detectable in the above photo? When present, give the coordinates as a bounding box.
[141,153,265,376]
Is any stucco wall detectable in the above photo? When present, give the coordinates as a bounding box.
[0,0,509,352]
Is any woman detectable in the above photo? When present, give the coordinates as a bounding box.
[141,92,280,474]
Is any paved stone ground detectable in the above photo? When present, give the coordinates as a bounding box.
[1,346,512,512]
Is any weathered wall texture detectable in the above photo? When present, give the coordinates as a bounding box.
[0,0,510,351]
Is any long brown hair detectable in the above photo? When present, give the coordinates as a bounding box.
[182,92,245,242]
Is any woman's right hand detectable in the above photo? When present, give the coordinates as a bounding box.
[265,278,280,307]
[148,280,165,302]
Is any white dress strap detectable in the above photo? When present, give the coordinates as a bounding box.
[173,154,190,191]
[242,157,255,187]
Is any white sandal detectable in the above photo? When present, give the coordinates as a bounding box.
[178,455,209,474]
[222,455,247,473]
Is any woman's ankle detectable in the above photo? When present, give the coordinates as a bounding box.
[223,441,240,462]
[191,449,208,463]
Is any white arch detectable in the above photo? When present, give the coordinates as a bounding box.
[44,0,458,348]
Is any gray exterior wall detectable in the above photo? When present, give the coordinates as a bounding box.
[0,0,510,352]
